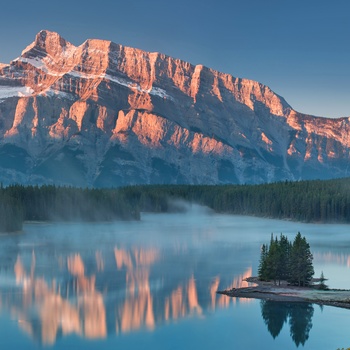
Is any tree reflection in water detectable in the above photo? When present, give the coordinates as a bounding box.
[260,301,314,347]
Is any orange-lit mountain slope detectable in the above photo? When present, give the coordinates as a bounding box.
[0,30,349,186]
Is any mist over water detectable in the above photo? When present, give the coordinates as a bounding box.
[0,210,349,349]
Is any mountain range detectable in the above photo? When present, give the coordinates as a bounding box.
[0,30,349,187]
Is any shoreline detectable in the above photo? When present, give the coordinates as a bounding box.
[217,277,350,310]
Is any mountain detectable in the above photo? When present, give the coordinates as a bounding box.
[0,30,349,187]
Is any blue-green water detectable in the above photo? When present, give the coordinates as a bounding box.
[0,209,349,349]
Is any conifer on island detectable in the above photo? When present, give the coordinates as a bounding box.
[258,232,314,286]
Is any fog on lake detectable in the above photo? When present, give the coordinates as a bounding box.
[0,207,349,349]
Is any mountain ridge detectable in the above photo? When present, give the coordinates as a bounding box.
[0,30,349,187]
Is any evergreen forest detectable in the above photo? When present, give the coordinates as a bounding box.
[0,185,139,232]
[258,232,314,286]
[0,176,350,232]
[119,177,350,222]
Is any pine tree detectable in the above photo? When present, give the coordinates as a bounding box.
[318,271,328,290]
[266,235,281,285]
[289,232,314,286]
[258,244,269,280]
[277,234,291,283]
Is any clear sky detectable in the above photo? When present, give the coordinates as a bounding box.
[0,0,349,118]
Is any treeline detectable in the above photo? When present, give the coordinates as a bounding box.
[118,177,350,222]
[1,177,350,232]
[258,232,314,286]
[0,185,140,232]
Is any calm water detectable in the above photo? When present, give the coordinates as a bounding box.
[0,207,349,349]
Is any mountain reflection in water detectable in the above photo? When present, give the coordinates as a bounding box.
[314,251,350,267]
[0,247,252,345]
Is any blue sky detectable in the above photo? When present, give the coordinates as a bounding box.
[0,0,349,118]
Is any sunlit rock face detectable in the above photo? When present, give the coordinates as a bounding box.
[0,30,349,186]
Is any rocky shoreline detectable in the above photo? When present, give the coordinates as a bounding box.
[217,277,350,309]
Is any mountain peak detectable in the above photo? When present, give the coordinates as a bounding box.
[35,30,67,46]
[21,30,73,58]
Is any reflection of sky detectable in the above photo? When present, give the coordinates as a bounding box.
[0,212,349,348]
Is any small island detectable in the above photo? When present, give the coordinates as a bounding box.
[218,232,350,309]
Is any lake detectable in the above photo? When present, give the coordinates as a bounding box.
[0,207,349,349]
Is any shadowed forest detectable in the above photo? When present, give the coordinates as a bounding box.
[1,177,350,232]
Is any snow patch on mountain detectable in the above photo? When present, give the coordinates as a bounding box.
[38,88,75,100]
[68,71,174,100]
[14,57,50,73]
[0,86,34,99]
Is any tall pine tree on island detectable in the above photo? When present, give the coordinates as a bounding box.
[266,235,281,285]
[289,232,314,287]
[278,234,291,282]
[258,232,314,286]
[258,244,269,281]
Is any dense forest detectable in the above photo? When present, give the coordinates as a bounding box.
[0,177,350,232]
[0,185,139,232]
[118,177,350,222]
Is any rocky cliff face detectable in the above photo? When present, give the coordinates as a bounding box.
[0,30,349,186]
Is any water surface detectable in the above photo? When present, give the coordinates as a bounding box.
[0,209,349,349]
